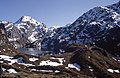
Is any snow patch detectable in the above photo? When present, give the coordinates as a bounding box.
[7,69,17,73]
[0,55,24,65]
[31,69,60,73]
[55,70,60,73]
[100,6,110,10]
[39,70,53,72]
[28,32,38,43]
[117,43,120,46]
[2,67,6,72]
[68,63,80,71]
[29,57,38,62]
[90,21,97,25]
[3,49,6,51]
[0,61,3,63]
[19,63,35,67]
[88,56,91,59]
[50,57,65,63]
[90,69,94,71]
[8,38,18,42]
[107,69,120,73]
[0,55,13,59]
[112,57,117,61]
[39,60,63,66]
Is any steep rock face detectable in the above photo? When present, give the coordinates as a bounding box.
[41,26,63,50]
[0,23,17,55]
[41,1,120,55]
[0,21,28,48]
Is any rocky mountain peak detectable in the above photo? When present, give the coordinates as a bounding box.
[16,16,41,26]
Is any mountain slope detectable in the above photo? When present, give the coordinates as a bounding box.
[41,1,120,55]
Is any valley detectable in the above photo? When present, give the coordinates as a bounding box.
[0,1,120,78]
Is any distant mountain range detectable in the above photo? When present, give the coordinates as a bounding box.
[0,1,120,56]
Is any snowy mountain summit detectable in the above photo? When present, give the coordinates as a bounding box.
[0,16,47,49]
[15,16,42,27]
[15,16,47,43]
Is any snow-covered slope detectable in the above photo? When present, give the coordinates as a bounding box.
[41,1,120,55]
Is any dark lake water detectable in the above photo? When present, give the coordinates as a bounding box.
[17,48,53,56]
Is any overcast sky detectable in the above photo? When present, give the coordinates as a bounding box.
[0,0,119,27]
